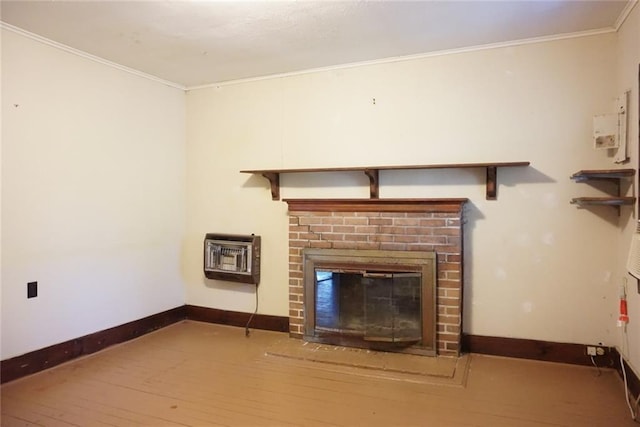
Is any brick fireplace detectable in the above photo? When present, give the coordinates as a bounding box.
[285,198,467,357]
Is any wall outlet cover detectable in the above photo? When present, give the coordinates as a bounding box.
[27,281,38,299]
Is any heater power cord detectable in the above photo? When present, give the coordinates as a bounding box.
[620,352,640,422]
[245,285,259,337]
[620,323,640,423]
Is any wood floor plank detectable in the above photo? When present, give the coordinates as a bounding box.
[1,396,85,426]
[2,321,637,426]
[0,412,46,427]
[5,386,190,427]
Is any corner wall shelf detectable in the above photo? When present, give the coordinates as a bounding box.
[241,161,530,201]
[570,197,636,207]
[570,169,636,214]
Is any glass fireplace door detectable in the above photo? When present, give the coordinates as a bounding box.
[363,272,422,342]
[314,269,422,343]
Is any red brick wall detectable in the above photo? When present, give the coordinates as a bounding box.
[286,199,465,357]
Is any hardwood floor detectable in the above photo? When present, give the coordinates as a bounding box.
[1,320,637,426]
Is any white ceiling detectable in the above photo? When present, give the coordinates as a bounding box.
[0,1,634,89]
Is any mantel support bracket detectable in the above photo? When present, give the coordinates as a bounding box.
[363,169,379,199]
[262,172,280,201]
[486,166,497,200]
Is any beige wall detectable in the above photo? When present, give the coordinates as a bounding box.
[2,9,637,365]
[1,29,187,359]
[616,4,640,375]
[186,32,625,348]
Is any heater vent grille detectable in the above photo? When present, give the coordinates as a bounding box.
[203,234,261,285]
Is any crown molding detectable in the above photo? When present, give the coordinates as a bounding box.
[0,17,623,93]
[0,21,186,91]
[615,0,638,31]
[187,27,617,91]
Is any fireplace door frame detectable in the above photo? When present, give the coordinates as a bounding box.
[303,249,436,354]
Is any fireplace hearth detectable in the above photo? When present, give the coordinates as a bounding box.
[286,198,467,357]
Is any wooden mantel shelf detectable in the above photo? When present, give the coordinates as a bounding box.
[241,161,530,201]
[284,198,469,213]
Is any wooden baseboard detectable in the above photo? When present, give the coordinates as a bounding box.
[185,305,289,332]
[1,305,289,384]
[16,311,627,386]
[1,306,187,384]
[462,334,617,367]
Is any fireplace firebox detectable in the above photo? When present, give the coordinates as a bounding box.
[303,249,436,355]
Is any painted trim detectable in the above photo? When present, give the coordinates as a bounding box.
[0,22,186,91]
[185,305,289,333]
[462,334,618,367]
[465,334,640,405]
[0,306,187,384]
[187,27,616,90]
[615,0,638,31]
[3,311,634,385]
[1,13,625,92]
[0,305,289,384]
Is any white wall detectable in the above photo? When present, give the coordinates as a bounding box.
[616,4,640,375]
[1,29,187,359]
[186,32,625,348]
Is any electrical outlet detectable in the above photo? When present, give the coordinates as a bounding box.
[27,281,38,299]
[586,345,606,356]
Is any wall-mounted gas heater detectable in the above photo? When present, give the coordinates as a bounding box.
[204,233,261,285]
